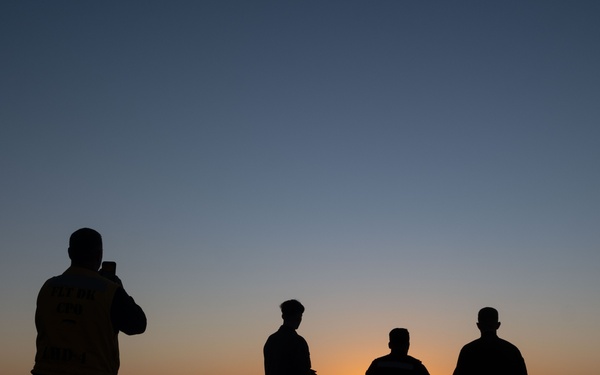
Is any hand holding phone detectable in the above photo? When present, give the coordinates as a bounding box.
[101,261,117,276]
[100,261,122,286]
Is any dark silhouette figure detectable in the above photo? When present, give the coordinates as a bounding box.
[32,228,147,375]
[366,328,430,375]
[264,299,317,375]
[453,307,527,375]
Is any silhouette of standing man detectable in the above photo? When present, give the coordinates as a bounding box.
[264,299,317,375]
[366,328,430,375]
[453,307,527,375]
[32,228,147,375]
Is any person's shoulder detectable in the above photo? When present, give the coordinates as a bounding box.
[265,330,279,342]
[38,275,60,293]
[42,274,61,284]
[371,353,422,365]
[460,337,481,349]
[457,337,486,355]
[264,327,286,343]
[367,353,391,372]
[369,354,427,372]
[370,353,393,363]
[497,337,523,352]
[40,271,74,287]
[405,355,424,365]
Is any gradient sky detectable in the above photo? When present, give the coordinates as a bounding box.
[2,1,599,374]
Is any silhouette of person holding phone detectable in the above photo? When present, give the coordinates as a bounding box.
[32,228,147,375]
[366,328,430,375]
[453,307,527,375]
[264,299,317,375]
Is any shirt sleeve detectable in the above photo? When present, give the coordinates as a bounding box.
[110,287,147,335]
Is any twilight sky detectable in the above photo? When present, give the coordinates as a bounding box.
[1,1,599,375]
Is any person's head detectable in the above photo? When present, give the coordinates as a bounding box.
[477,307,501,333]
[68,228,103,270]
[388,328,410,355]
[280,299,305,329]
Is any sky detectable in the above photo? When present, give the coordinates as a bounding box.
[1,1,599,374]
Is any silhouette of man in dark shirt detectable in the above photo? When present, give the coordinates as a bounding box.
[366,328,430,375]
[264,299,316,375]
[32,228,146,375]
[453,307,527,375]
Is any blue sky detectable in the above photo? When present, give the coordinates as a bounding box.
[2,1,600,374]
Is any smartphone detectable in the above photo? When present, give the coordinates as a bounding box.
[101,261,117,276]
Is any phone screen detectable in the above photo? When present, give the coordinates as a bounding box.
[101,261,117,275]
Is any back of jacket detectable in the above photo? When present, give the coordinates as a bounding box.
[32,266,120,375]
[453,334,527,375]
[264,325,312,375]
[366,354,430,375]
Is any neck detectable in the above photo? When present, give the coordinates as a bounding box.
[71,261,99,271]
[481,330,497,337]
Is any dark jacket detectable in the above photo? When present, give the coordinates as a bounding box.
[32,266,146,375]
[453,332,527,375]
[264,325,312,375]
[366,353,430,375]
